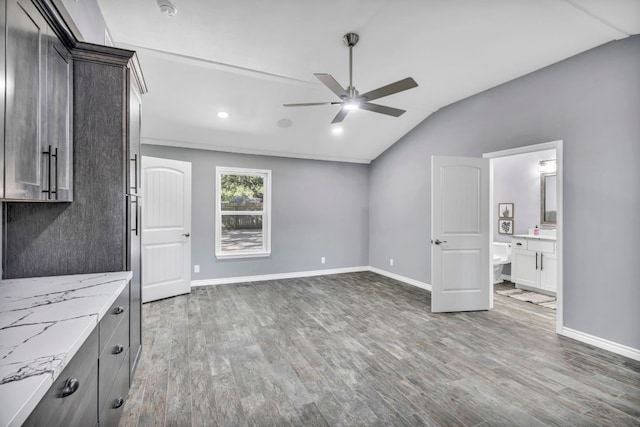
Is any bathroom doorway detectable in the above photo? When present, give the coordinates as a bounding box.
[484,141,563,333]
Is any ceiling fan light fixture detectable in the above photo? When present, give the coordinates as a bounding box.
[344,101,360,110]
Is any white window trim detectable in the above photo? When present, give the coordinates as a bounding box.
[215,166,271,259]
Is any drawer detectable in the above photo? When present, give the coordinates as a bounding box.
[99,349,130,427]
[100,282,130,354]
[528,239,555,254]
[99,309,130,412]
[23,328,98,427]
[511,238,527,250]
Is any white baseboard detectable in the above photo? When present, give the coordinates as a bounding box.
[561,327,640,362]
[367,267,432,292]
[191,266,369,287]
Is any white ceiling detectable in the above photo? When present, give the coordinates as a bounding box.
[98,0,640,163]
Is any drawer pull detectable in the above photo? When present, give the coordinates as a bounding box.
[516,242,523,246]
[113,306,125,315]
[61,377,80,398]
[113,397,125,409]
[113,344,125,355]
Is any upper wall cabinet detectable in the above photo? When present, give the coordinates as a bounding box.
[3,0,73,201]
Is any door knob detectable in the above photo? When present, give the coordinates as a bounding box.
[182,233,190,237]
[431,239,447,245]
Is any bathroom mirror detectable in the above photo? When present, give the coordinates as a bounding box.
[540,172,557,226]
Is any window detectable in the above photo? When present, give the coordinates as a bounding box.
[215,167,271,259]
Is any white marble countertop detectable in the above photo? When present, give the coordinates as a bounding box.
[0,271,132,427]
[512,234,557,241]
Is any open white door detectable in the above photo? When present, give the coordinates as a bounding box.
[141,156,192,303]
[431,156,490,312]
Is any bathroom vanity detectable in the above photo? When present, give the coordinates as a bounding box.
[511,232,557,295]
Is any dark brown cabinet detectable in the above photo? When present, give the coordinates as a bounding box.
[4,0,73,202]
[23,328,99,427]
[129,82,143,377]
[99,282,131,426]
[2,0,146,423]
[22,281,132,427]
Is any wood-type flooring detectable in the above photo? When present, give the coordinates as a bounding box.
[120,272,640,426]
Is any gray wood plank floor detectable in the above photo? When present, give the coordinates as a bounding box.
[120,272,640,426]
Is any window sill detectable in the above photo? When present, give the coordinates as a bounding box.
[215,251,271,260]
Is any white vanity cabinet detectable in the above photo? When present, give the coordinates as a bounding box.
[511,236,557,295]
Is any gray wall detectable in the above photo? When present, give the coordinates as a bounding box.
[369,36,640,349]
[493,148,556,243]
[142,145,369,279]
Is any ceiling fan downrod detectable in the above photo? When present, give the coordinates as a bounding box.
[343,33,359,98]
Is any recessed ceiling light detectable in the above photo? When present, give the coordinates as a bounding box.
[217,111,229,119]
[277,118,292,128]
[332,127,343,135]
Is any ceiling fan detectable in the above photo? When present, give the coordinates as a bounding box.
[284,33,418,124]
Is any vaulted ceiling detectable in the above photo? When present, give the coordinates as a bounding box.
[98,0,640,163]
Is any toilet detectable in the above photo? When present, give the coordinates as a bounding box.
[493,242,512,284]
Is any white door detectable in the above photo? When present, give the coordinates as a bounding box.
[141,156,192,303]
[431,156,490,312]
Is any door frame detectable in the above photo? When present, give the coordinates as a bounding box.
[483,140,563,334]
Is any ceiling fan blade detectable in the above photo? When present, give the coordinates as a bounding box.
[314,73,348,98]
[283,102,333,107]
[360,77,418,102]
[359,102,406,117]
[331,108,349,124]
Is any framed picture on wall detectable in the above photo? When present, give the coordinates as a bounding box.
[498,219,514,235]
[498,203,514,219]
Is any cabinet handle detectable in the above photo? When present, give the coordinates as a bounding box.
[52,147,58,199]
[113,397,125,409]
[113,306,125,315]
[515,242,523,246]
[131,196,139,236]
[42,146,52,199]
[130,154,138,191]
[61,377,80,397]
[113,344,125,355]
[540,253,544,271]
[535,252,538,270]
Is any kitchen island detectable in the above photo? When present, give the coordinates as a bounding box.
[0,271,132,427]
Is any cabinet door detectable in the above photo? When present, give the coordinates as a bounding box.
[512,249,538,288]
[5,0,47,200]
[23,328,98,427]
[128,83,143,375]
[45,31,73,201]
[540,252,557,293]
[1,1,6,198]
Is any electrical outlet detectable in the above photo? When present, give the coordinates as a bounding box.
[194,265,200,273]
[321,257,326,264]
[390,258,394,266]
